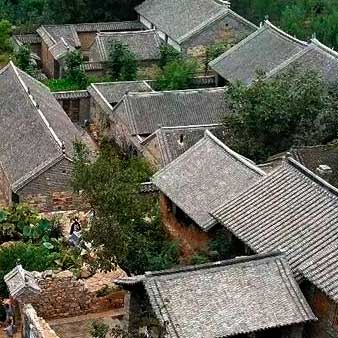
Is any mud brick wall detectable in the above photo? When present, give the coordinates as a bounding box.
[0,164,11,207]
[22,304,60,338]
[160,194,209,258]
[26,270,125,320]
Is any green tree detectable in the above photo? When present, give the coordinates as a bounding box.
[224,69,338,162]
[71,141,178,275]
[0,20,12,53]
[107,41,138,81]
[155,59,197,90]
[159,45,181,69]
[64,50,88,88]
[14,45,39,77]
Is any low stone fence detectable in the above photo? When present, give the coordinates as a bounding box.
[22,304,60,338]
[25,269,126,320]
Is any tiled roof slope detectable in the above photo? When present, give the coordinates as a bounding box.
[152,130,265,230]
[112,88,228,136]
[0,62,82,191]
[74,21,144,32]
[266,38,338,83]
[209,20,307,84]
[90,30,161,62]
[300,241,338,303]
[143,124,228,166]
[88,81,152,115]
[212,158,338,281]
[267,143,338,186]
[144,253,315,338]
[136,0,256,44]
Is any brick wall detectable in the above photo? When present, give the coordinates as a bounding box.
[17,158,81,212]
[78,32,97,51]
[182,15,255,58]
[41,41,56,78]
[142,136,162,170]
[25,270,125,320]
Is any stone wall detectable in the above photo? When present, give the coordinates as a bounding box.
[25,270,126,320]
[17,158,82,212]
[22,304,60,338]
[304,285,338,338]
[57,97,90,123]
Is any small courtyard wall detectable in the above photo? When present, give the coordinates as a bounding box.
[22,304,60,338]
[25,270,126,320]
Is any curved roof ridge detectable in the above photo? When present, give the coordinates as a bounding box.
[310,38,338,59]
[205,130,266,176]
[263,20,308,46]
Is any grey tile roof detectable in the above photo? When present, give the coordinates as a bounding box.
[88,81,152,114]
[212,157,338,281]
[142,124,228,166]
[267,142,338,187]
[136,0,256,44]
[38,24,81,48]
[209,20,307,85]
[152,130,265,230]
[74,21,145,32]
[299,241,338,303]
[112,88,229,136]
[90,30,161,62]
[0,62,83,191]
[144,253,315,338]
[53,89,90,100]
[266,38,338,84]
[4,265,41,300]
[13,33,42,45]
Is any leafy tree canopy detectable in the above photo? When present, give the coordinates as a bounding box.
[0,20,12,53]
[64,50,88,88]
[224,68,338,162]
[107,41,138,81]
[155,58,197,91]
[71,141,178,275]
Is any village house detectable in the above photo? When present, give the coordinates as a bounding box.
[0,62,90,212]
[88,30,162,76]
[88,80,153,139]
[116,253,316,338]
[135,0,257,58]
[17,21,145,78]
[152,130,265,256]
[141,124,227,169]
[108,88,229,156]
[266,142,338,187]
[209,20,308,85]
[209,20,338,85]
[211,157,338,338]
[265,38,338,83]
